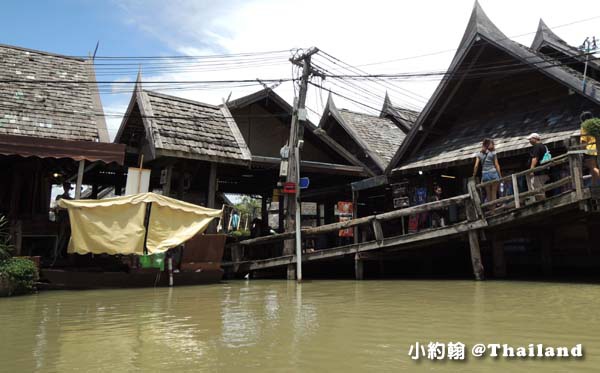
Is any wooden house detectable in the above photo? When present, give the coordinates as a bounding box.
[0,44,125,258]
[385,2,599,193]
[114,83,371,240]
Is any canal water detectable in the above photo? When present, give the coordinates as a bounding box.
[1,280,599,372]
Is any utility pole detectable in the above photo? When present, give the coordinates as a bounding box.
[283,47,319,281]
[580,36,598,92]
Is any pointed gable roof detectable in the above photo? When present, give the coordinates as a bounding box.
[114,74,251,165]
[385,1,600,174]
[227,88,373,174]
[380,92,419,133]
[532,19,600,78]
[320,94,406,173]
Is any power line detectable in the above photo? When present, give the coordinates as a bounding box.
[356,14,600,67]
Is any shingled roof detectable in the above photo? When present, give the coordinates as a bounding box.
[386,1,600,174]
[380,92,419,133]
[115,77,251,165]
[320,94,406,173]
[0,44,109,142]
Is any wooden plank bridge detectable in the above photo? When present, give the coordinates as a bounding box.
[224,152,600,280]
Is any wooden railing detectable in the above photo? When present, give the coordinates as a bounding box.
[474,152,584,215]
[227,150,590,276]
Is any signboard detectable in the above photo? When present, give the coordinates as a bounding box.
[283,182,297,194]
[337,201,353,237]
[125,167,151,195]
[299,177,310,189]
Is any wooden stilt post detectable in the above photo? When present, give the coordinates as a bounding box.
[569,152,584,201]
[231,243,243,275]
[163,165,173,196]
[372,218,384,243]
[207,162,218,233]
[352,191,359,244]
[491,236,506,278]
[75,159,85,199]
[465,191,485,281]
[468,230,485,281]
[354,253,364,280]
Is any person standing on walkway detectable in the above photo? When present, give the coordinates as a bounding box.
[527,133,550,201]
[581,123,600,186]
[473,138,502,205]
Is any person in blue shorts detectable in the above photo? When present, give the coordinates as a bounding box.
[472,138,502,205]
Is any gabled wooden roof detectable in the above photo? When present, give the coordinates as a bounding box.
[385,1,600,174]
[228,88,373,174]
[380,92,419,133]
[531,19,600,79]
[0,43,109,143]
[320,94,406,173]
[114,75,251,165]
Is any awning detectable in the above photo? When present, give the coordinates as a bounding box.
[0,134,125,164]
[58,193,222,255]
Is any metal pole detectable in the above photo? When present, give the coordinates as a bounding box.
[282,47,319,281]
[583,50,589,92]
[75,159,85,199]
[294,147,302,281]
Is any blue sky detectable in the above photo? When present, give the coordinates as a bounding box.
[2,0,598,139]
[0,1,161,58]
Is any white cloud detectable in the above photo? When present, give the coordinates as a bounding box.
[108,0,600,125]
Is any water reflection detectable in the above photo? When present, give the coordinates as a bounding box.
[1,281,600,372]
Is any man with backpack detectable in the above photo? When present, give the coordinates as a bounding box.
[527,133,550,201]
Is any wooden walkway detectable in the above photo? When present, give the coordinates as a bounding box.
[225,152,600,280]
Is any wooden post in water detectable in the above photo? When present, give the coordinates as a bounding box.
[207,162,218,233]
[491,236,506,278]
[465,195,485,281]
[354,253,364,280]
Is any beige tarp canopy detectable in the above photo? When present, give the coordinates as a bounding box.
[58,193,222,255]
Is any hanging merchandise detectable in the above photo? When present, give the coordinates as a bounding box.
[337,201,354,237]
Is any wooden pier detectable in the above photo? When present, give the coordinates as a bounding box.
[225,152,600,280]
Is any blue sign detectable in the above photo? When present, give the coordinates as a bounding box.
[299,177,310,189]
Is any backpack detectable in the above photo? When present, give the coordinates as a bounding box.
[540,146,552,164]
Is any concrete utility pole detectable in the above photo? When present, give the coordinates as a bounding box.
[283,47,319,281]
[580,36,598,92]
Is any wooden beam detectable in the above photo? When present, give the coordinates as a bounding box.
[511,174,520,209]
[207,162,218,233]
[372,219,384,243]
[238,193,471,247]
[207,162,217,208]
[237,220,487,271]
[163,164,173,196]
[486,190,589,228]
[313,128,375,177]
[251,155,367,176]
[351,175,388,192]
[467,178,484,220]
[468,230,484,280]
[75,159,85,199]
[569,152,584,201]
[481,176,572,209]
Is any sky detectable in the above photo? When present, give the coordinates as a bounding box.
[1,0,599,140]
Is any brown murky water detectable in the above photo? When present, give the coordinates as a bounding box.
[1,280,599,372]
